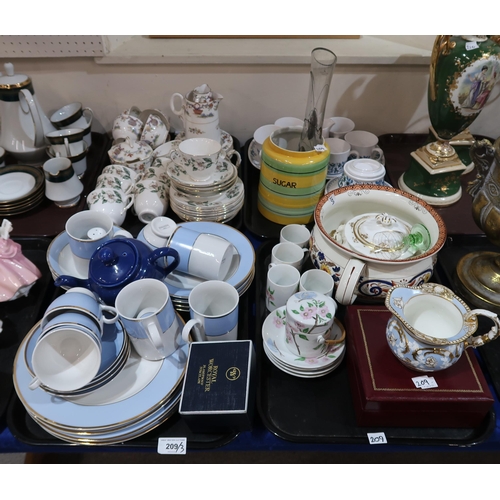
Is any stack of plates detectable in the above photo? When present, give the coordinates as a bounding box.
[262,307,346,378]
[13,319,189,445]
[168,152,243,223]
[139,221,255,313]
[0,165,45,216]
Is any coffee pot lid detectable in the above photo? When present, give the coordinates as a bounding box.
[0,63,31,89]
[89,239,138,286]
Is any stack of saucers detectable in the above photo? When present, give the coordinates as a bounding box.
[13,320,188,445]
[0,165,45,216]
[262,308,346,378]
[167,151,244,223]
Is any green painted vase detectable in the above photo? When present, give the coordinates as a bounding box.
[428,35,500,140]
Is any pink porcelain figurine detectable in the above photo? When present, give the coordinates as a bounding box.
[0,219,42,301]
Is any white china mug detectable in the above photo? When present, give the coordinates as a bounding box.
[115,279,181,361]
[182,281,239,343]
[266,263,300,312]
[279,224,311,248]
[270,242,309,271]
[344,130,385,164]
[299,269,334,297]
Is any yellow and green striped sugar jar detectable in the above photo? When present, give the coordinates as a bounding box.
[257,127,330,225]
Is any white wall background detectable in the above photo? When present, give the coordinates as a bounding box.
[1,39,499,145]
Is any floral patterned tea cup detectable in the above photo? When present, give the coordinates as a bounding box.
[284,291,338,358]
[87,188,134,226]
[133,179,168,224]
[95,173,134,195]
[112,113,143,142]
[266,263,300,312]
[174,138,223,181]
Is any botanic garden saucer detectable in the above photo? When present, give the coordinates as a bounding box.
[167,155,237,188]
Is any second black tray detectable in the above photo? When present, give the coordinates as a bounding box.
[255,240,495,446]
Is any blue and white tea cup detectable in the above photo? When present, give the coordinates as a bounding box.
[325,138,360,178]
[182,281,239,343]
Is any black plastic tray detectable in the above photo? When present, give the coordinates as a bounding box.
[255,240,495,446]
[0,238,59,425]
[6,264,255,450]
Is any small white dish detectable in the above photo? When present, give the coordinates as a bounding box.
[0,172,36,201]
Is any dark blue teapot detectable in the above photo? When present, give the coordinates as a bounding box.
[54,238,180,305]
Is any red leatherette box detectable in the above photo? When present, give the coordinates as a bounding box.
[345,306,494,428]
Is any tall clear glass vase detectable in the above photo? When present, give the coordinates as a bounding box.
[298,47,337,152]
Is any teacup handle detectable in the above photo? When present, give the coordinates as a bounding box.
[347,150,360,161]
[101,305,119,325]
[465,309,500,348]
[182,318,206,343]
[224,149,242,168]
[82,107,94,122]
[121,193,135,214]
[143,317,165,353]
[64,137,71,157]
[29,377,42,391]
[335,258,366,306]
[170,93,184,117]
[370,147,385,165]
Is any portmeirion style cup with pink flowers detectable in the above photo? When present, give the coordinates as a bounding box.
[284,291,337,358]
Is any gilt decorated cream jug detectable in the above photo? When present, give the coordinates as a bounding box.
[385,283,500,372]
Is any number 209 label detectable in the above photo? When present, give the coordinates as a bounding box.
[367,432,387,445]
[157,437,187,455]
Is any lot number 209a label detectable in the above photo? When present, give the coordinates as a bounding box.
[157,437,187,455]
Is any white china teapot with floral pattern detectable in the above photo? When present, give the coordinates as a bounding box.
[170,84,223,143]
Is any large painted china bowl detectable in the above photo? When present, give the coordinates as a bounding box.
[310,185,447,305]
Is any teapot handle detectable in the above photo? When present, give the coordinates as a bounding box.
[148,247,180,276]
[54,275,90,290]
[465,309,500,348]
[19,89,45,149]
[170,93,185,117]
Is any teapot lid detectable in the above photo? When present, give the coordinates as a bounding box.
[0,63,31,90]
[89,239,138,286]
[187,84,213,103]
